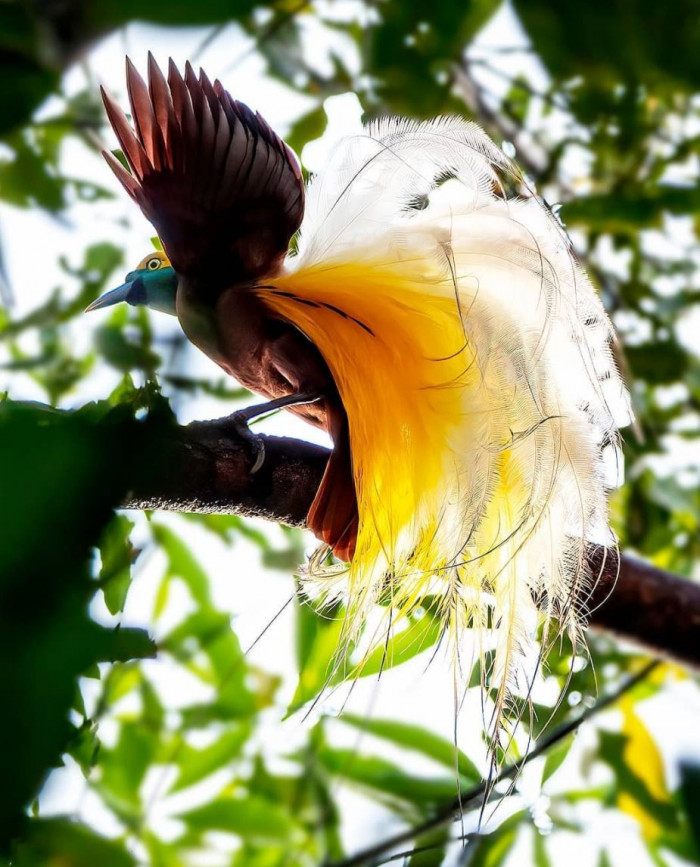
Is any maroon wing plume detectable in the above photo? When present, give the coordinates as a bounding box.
[101,55,305,286]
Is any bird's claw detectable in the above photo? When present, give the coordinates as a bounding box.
[249,437,265,474]
[216,392,321,474]
[220,411,266,474]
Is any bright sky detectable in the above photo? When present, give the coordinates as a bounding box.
[2,5,699,866]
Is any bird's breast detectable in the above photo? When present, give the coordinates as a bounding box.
[178,281,337,430]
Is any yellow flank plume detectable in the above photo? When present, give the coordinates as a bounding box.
[265,259,471,587]
[260,258,535,694]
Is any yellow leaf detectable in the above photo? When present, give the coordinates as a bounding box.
[618,696,669,840]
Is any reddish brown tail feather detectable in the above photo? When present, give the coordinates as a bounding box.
[307,408,358,562]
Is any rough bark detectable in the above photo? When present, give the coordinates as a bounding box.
[123,417,700,670]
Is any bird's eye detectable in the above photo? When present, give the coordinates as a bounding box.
[147,257,161,271]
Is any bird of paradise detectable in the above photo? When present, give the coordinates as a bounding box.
[88,56,629,755]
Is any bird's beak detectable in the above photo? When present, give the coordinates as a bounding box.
[85,279,138,313]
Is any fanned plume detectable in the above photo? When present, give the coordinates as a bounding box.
[258,117,630,752]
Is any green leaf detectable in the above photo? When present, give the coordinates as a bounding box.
[93,625,156,663]
[626,342,688,385]
[101,662,141,707]
[162,610,264,722]
[0,131,65,210]
[229,843,303,867]
[94,323,161,374]
[285,104,328,157]
[533,830,553,867]
[98,721,159,821]
[11,817,135,867]
[102,570,132,616]
[171,723,252,792]
[503,75,532,126]
[644,473,700,522]
[290,599,445,714]
[178,794,302,843]
[67,721,100,778]
[409,826,451,866]
[597,850,614,867]
[542,732,575,785]
[152,574,171,621]
[98,515,136,614]
[152,523,212,608]
[140,676,165,730]
[338,713,481,784]
[678,763,700,859]
[336,602,445,683]
[462,811,525,866]
[468,651,497,688]
[245,748,342,859]
[288,597,346,714]
[143,830,187,867]
[311,745,460,810]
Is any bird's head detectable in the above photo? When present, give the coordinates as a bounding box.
[86,251,178,315]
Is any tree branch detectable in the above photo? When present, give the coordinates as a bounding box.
[123,419,700,670]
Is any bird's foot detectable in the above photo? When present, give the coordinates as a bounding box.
[217,391,322,474]
[218,411,266,473]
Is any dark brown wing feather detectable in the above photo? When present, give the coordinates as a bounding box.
[101,54,304,286]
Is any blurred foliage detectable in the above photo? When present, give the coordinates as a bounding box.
[0,0,699,865]
[0,398,165,851]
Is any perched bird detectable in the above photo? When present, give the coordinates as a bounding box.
[88,56,629,749]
